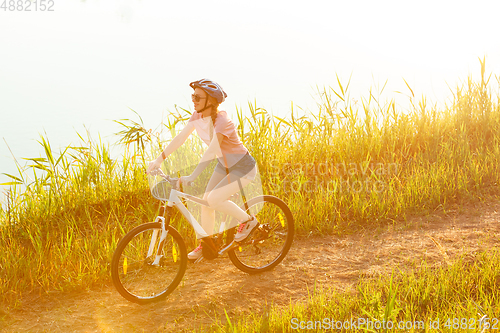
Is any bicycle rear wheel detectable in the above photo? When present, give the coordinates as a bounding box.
[228,195,294,274]
[111,223,187,304]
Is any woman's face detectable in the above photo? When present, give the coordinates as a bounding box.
[192,87,208,113]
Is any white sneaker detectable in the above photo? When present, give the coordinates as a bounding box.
[234,215,259,242]
[188,243,203,260]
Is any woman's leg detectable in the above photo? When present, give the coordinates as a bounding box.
[200,170,227,237]
[205,173,253,222]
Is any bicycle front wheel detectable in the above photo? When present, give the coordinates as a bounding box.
[228,195,294,274]
[111,223,187,304]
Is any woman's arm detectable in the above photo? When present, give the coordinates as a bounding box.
[146,122,195,173]
[181,132,224,182]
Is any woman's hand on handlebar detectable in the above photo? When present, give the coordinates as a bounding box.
[177,175,195,187]
[146,159,162,174]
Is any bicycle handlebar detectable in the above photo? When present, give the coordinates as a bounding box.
[150,169,194,188]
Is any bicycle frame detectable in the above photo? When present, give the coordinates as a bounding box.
[148,170,252,263]
[166,188,212,239]
[146,188,211,266]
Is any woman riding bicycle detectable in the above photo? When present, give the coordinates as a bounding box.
[146,79,258,260]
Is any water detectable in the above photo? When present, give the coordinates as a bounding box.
[1,0,500,205]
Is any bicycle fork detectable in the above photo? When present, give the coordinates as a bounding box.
[148,215,169,266]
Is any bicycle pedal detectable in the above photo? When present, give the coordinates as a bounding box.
[194,256,204,264]
[218,240,239,255]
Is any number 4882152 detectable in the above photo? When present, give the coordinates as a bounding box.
[1,0,55,11]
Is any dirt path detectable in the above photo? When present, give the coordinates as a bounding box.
[1,200,500,332]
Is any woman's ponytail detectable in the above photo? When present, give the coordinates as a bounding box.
[208,96,220,141]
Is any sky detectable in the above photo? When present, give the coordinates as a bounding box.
[1,0,500,197]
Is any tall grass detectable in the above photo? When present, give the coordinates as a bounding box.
[0,131,150,303]
[0,60,499,305]
[196,249,500,332]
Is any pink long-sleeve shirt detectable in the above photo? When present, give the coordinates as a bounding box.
[188,111,249,168]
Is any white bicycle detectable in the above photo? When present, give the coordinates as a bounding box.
[111,169,294,304]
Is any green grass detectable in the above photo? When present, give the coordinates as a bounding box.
[196,249,500,332]
[0,59,499,309]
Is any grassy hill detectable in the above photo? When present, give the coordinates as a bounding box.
[1,60,499,310]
